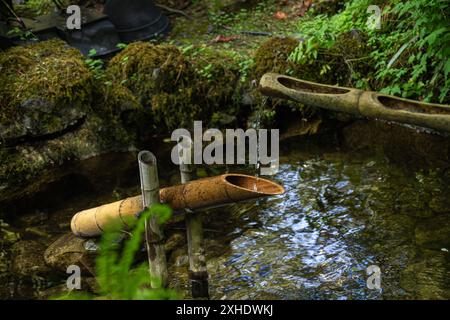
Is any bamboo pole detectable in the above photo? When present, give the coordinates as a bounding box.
[259,73,450,133]
[71,174,285,237]
[138,151,168,288]
[178,138,209,298]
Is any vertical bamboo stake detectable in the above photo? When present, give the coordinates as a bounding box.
[178,138,209,298]
[138,151,168,288]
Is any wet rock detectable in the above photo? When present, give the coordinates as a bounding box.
[44,233,96,275]
[10,240,51,276]
[0,115,137,203]
[13,97,86,141]
[342,120,450,168]
[415,216,450,249]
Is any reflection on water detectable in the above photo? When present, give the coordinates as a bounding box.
[202,140,450,300]
[1,137,449,300]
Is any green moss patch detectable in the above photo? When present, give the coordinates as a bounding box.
[106,42,242,130]
[0,40,93,139]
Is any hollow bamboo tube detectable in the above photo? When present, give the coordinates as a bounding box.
[71,174,285,237]
[138,151,168,288]
[259,73,450,133]
[360,92,450,133]
[259,73,362,115]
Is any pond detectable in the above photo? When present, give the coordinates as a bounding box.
[0,125,449,299]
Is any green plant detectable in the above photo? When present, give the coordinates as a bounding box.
[54,204,179,300]
[374,0,450,102]
[84,49,105,81]
[289,0,450,103]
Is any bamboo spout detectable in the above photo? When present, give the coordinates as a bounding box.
[259,73,362,115]
[260,73,450,133]
[71,174,285,237]
[361,92,450,132]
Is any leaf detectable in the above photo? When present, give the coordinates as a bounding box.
[274,11,288,20]
[425,27,447,46]
[444,59,450,79]
[212,35,239,43]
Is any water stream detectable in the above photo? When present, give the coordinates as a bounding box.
[0,132,449,300]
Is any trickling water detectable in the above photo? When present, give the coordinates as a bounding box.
[251,97,270,194]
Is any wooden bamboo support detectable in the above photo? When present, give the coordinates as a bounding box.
[178,138,209,298]
[138,151,168,288]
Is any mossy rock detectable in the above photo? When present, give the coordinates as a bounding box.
[107,42,242,130]
[253,37,299,80]
[253,32,371,86]
[0,40,93,142]
[0,114,136,203]
[327,30,372,86]
[252,37,322,126]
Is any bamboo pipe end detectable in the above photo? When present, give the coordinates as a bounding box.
[222,174,285,200]
[261,73,354,95]
[70,209,102,238]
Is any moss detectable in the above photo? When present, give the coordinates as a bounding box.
[93,82,141,118]
[184,46,242,124]
[253,32,371,87]
[251,37,321,126]
[0,40,143,199]
[107,42,241,131]
[312,0,346,16]
[0,39,93,134]
[327,31,372,86]
[252,37,300,80]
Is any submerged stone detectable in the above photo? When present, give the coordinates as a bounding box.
[44,233,96,275]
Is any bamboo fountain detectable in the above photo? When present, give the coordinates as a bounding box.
[260,73,450,133]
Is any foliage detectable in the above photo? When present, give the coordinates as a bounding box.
[54,204,179,300]
[374,0,450,102]
[16,0,54,16]
[289,0,450,103]
[84,49,105,80]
